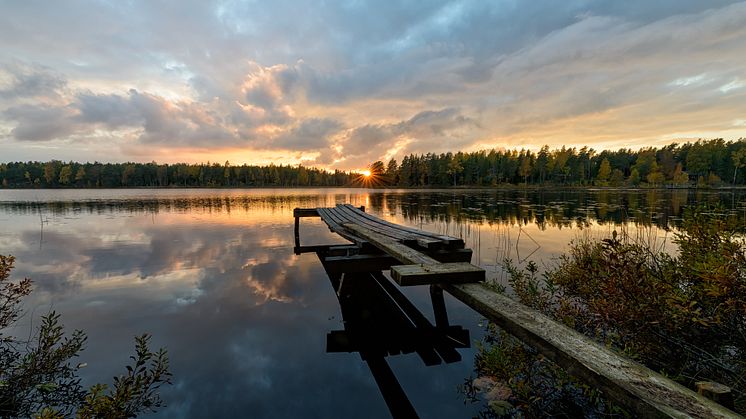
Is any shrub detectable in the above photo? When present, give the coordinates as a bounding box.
[472,207,746,415]
[0,255,172,418]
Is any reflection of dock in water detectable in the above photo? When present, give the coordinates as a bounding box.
[294,204,738,419]
[295,204,483,418]
[324,269,469,418]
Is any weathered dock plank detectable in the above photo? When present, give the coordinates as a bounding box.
[339,204,464,249]
[441,283,741,419]
[341,222,485,285]
[390,262,484,286]
[335,204,442,248]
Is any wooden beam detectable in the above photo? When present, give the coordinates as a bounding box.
[341,223,485,285]
[390,262,485,286]
[341,204,465,249]
[335,204,443,249]
[318,208,369,248]
[293,208,320,217]
[322,249,473,273]
[343,223,445,265]
[324,254,398,273]
[441,283,740,419]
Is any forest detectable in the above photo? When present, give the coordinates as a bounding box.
[1,138,745,188]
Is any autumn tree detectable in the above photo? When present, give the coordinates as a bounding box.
[74,166,86,186]
[609,169,625,186]
[446,155,463,186]
[58,165,73,185]
[596,158,611,185]
[672,163,689,185]
[628,168,640,186]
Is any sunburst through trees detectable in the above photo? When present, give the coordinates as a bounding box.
[354,160,388,187]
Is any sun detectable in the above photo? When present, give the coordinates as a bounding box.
[362,170,371,177]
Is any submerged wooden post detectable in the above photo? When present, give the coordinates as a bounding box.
[294,215,300,250]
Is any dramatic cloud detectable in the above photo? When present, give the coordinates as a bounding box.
[1,1,746,167]
[0,62,67,100]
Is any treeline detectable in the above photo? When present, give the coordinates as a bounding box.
[1,138,745,188]
[381,138,746,187]
[0,161,353,188]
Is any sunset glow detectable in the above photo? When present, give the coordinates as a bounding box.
[1,2,746,169]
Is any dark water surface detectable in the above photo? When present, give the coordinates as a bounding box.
[1,188,745,418]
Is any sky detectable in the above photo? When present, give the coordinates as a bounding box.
[1,0,746,170]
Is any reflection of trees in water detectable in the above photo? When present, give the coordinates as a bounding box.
[367,190,746,230]
[0,194,361,216]
[2,189,746,231]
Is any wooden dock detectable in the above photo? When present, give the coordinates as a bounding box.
[294,204,741,419]
[295,204,485,286]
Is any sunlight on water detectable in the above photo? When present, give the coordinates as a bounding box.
[1,188,744,418]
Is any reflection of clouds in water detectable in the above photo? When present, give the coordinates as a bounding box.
[7,217,323,307]
[1,188,740,417]
[3,206,383,417]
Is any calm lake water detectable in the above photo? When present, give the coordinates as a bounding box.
[1,188,745,418]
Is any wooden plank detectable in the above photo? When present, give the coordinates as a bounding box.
[440,283,740,419]
[391,263,485,286]
[426,248,473,263]
[322,249,473,273]
[340,204,453,245]
[293,208,320,217]
[342,223,485,285]
[318,207,368,248]
[341,204,465,249]
[335,204,442,248]
[324,254,398,273]
[341,204,448,241]
[294,244,337,254]
[342,223,441,265]
[334,205,423,245]
[332,205,423,246]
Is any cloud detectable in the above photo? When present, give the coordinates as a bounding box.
[2,1,746,166]
[75,92,143,128]
[0,62,66,100]
[4,103,78,142]
[335,108,478,167]
[272,118,342,151]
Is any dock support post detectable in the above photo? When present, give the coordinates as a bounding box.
[294,216,300,248]
[430,285,450,328]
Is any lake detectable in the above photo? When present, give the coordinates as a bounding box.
[1,188,745,418]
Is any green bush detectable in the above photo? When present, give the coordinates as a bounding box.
[471,207,746,416]
[0,255,172,418]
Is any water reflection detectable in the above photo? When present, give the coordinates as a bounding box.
[1,188,744,418]
[324,268,471,418]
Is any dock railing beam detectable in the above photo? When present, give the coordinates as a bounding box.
[440,282,741,419]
